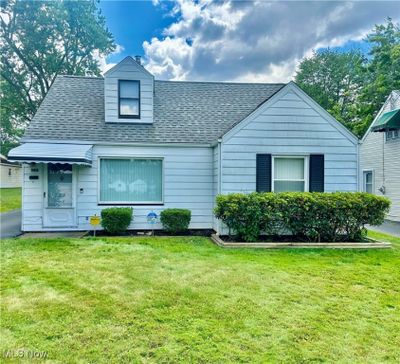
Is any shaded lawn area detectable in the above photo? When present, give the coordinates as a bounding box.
[0,188,21,213]
[1,231,399,363]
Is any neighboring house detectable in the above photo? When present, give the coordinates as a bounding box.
[8,57,358,232]
[0,154,22,188]
[360,91,400,222]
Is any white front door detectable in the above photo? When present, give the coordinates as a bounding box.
[43,164,77,228]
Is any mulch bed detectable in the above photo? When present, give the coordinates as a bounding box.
[87,229,214,237]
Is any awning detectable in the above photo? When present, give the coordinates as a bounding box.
[371,108,400,132]
[8,143,93,166]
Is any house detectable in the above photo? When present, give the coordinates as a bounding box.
[0,154,22,188]
[360,91,400,222]
[8,56,359,233]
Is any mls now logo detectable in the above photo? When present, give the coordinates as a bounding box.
[3,349,48,359]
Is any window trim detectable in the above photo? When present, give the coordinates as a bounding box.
[363,169,374,194]
[97,156,164,205]
[271,155,309,192]
[385,129,399,141]
[118,80,141,119]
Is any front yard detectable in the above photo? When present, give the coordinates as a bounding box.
[0,188,21,213]
[1,231,399,362]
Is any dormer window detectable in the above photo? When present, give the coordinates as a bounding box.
[119,80,140,118]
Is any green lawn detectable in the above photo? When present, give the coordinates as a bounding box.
[1,232,399,363]
[0,188,21,213]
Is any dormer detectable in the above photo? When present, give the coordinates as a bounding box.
[104,56,154,124]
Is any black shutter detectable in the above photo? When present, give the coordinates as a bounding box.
[309,154,324,192]
[256,154,271,192]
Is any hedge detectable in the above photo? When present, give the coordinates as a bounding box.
[160,208,191,233]
[101,207,133,234]
[214,192,390,242]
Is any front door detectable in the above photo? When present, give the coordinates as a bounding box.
[43,164,76,228]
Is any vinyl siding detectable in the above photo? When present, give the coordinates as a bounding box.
[220,87,358,194]
[360,92,400,221]
[20,145,214,231]
[104,58,154,124]
[0,164,22,188]
[21,164,44,231]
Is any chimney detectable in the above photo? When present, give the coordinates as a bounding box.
[134,55,141,65]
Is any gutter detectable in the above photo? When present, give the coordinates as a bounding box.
[20,138,213,148]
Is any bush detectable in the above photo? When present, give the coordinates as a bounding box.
[160,208,191,233]
[214,192,390,242]
[100,207,133,234]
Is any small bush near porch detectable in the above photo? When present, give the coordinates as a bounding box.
[1,232,399,362]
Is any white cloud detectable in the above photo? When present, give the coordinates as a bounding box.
[143,0,400,82]
[97,43,125,74]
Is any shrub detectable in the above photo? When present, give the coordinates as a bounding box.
[160,208,191,233]
[100,207,133,234]
[214,192,390,242]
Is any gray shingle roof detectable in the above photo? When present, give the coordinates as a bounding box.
[24,75,285,144]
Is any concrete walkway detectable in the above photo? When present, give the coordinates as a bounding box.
[0,209,22,238]
[368,220,400,238]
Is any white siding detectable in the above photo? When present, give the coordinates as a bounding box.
[360,92,400,221]
[220,86,358,194]
[20,145,214,231]
[21,164,44,231]
[0,164,22,188]
[104,58,154,124]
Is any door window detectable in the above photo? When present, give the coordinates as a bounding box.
[48,164,73,207]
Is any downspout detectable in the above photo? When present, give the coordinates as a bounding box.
[217,138,222,234]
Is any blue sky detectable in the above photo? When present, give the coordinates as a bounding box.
[98,1,399,82]
[99,1,175,63]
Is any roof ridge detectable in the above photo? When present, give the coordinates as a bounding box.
[155,80,287,86]
[58,74,104,80]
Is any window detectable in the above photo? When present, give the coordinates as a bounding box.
[386,129,399,141]
[99,158,163,203]
[363,170,373,194]
[119,80,140,118]
[8,168,11,176]
[273,156,307,192]
[48,164,73,208]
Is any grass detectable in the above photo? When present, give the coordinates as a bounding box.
[1,233,399,363]
[0,188,21,213]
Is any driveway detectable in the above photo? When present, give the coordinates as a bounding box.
[0,209,22,238]
[368,220,400,238]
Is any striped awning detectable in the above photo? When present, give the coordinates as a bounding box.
[8,143,93,166]
[371,108,400,132]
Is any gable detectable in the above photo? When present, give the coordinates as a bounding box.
[104,56,154,124]
[222,82,358,146]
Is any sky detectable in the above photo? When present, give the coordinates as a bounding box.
[99,0,400,83]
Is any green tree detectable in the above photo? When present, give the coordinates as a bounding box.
[0,0,115,154]
[295,49,365,130]
[295,18,400,138]
[355,18,400,136]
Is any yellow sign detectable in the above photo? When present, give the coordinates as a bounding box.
[90,215,101,226]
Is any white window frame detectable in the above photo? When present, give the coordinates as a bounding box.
[363,169,374,194]
[271,155,309,192]
[97,156,164,205]
[385,129,399,141]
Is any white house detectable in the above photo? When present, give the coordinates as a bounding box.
[360,91,400,222]
[0,154,22,188]
[8,57,359,232]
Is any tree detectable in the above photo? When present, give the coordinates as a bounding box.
[355,18,400,136]
[0,0,115,154]
[295,18,400,138]
[295,49,365,129]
